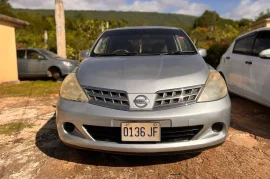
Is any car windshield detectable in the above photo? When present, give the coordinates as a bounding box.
[91,28,197,56]
[40,50,62,58]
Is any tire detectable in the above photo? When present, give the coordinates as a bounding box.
[49,68,62,81]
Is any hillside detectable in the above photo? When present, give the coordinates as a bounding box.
[14,9,197,30]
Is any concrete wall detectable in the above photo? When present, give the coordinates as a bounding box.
[0,21,19,84]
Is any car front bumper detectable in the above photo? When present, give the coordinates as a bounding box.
[56,95,231,154]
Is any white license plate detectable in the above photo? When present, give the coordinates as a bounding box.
[121,122,161,142]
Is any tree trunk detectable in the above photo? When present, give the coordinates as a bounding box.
[55,0,66,58]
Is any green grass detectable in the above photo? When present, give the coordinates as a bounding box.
[0,122,33,135]
[0,81,61,98]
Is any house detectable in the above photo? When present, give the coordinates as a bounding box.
[0,14,28,84]
[251,18,270,30]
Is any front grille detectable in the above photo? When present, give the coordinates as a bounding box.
[83,86,130,110]
[83,125,203,143]
[154,85,203,110]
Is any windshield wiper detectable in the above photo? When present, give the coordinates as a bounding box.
[163,50,196,55]
[96,52,138,56]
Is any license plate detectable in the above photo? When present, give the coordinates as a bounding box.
[121,122,161,142]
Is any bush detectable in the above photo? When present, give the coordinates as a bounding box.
[204,42,230,68]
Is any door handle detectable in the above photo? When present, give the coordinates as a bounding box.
[225,56,230,60]
[245,61,252,65]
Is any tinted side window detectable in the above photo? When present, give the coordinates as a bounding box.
[27,50,41,60]
[253,31,270,55]
[17,50,25,59]
[233,34,256,55]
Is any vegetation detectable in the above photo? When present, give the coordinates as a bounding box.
[1,1,197,60]
[0,0,15,17]
[0,122,33,135]
[255,9,270,23]
[0,81,61,98]
[1,0,269,68]
[14,9,197,29]
[190,10,253,68]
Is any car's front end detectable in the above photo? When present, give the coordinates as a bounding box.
[56,27,231,154]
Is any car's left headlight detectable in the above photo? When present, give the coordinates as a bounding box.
[63,61,73,67]
[60,73,89,102]
[197,70,227,102]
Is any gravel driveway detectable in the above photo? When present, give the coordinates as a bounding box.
[0,95,269,179]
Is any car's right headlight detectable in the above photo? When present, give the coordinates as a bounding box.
[60,73,89,102]
[197,70,227,102]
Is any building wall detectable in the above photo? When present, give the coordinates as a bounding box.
[0,21,19,84]
[251,20,270,30]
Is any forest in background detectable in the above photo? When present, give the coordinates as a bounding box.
[1,0,270,67]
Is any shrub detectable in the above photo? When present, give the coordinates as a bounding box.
[204,42,230,69]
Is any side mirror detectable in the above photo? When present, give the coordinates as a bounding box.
[259,49,270,59]
[38,55,45,60]
[198,48,207,57]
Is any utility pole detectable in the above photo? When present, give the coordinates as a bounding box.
[211,11,216,33]
[55,0,66,58]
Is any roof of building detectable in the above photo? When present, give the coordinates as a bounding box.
[0,14,29,28]
[251,18,270,28]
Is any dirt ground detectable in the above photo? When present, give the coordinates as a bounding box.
[0,95,269,179]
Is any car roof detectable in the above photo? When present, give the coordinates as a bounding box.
[236,27,270,40]
[105,26,182,32]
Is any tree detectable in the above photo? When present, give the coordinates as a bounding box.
[0,0,16,17]
[194,10,220,28]
[237,18,253,27]
[55,0,66,58]
[255,9,270,23]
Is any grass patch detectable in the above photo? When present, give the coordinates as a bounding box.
[0,122,33,135]
[0,81,61,98]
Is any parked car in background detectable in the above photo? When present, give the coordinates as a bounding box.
[79,50,90,62]
[217,28,270,107]
[17,48,80,80]
[56,26,231,154]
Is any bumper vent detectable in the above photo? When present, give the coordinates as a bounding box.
[83,125,203,143]
[83,86,130,110]
[154,85,203,110]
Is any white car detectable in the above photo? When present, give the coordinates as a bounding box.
[217,28,270,107]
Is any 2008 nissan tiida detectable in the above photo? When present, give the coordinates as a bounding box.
[56,26,231,154]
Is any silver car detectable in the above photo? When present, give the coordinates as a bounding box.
[57,27,231,154]
[17,48,80,80]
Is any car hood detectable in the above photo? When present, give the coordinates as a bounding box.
[77,55,209,93]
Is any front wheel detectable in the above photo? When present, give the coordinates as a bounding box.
[52,71,61,80]
[48,68,62,81]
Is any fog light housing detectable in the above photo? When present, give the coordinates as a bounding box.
[63,122,75,133]
[212,122,223,132]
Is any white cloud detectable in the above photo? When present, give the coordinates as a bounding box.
[9,0,209,16]
[224,0,270,20]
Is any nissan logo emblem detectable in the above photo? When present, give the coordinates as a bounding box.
[134,95,150,108]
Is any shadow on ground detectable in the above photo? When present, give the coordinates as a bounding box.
[229,94,270,139]
[35,115,199,167]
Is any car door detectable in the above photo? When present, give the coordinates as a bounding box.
[225,32,257,95]
[246,30,270,105]
[17,49,27,76]
[26,50,45,75]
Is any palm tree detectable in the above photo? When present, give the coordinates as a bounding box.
[55,0,66,58]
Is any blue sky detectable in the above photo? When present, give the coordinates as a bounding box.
[9,0,270,20]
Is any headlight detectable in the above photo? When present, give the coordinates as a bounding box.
[63,61,72,67]
[60,73,89,102]
[197,70,227,102]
